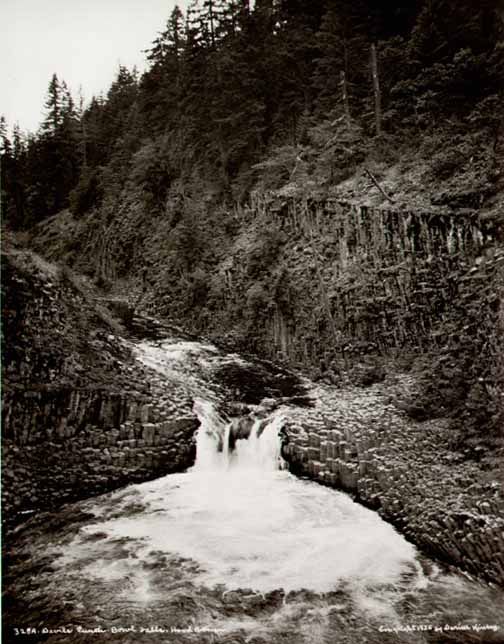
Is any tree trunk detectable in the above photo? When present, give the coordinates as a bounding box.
[371,43,381,136]
[340,70,350,126]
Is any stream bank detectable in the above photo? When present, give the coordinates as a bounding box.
[280,377,504,588]
[2,244,503,600]
[1,249,199,529]
[3,336,504,644]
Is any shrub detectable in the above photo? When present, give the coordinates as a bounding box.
[245,282,270,318]
[187,267,209,307]
[69,167,103,216]
[130,139,174,207]
[246,224,283,279]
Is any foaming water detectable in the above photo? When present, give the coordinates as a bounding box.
[133,339,256,401]
[133,340,222,397]
[77,398,420,601]
[16,338,503,644]
[193,398,286,473]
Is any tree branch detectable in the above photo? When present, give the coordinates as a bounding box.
[364,167,395,204]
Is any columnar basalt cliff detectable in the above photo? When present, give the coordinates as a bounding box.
[213,198,499,361]
[1,248,198,527]
[2,388,198,524]
[33,196,502,369]
[278,381,504,587]
[13,191,504,590]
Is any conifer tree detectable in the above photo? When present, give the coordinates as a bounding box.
[42,73,63,135]
[2,0,502,228]
[0,116,11,155]
[1,116,13,223]
[141,5,186,135]
[312,0,370,119]
[3,124,28,228]
[27,75,81,219]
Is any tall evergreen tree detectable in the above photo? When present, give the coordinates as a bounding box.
[103,65,139,150]
[3,124,29,228]
[1,117,13,223]
[42,73,63,135]
[25,75,82,219]
[141,5,186,135]
[0,116,11,155]
[312,0,370,118]
[264,1,321,144]
[409,0,501,66]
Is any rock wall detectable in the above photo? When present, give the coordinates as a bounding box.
[30,195,502,382]
[2,386,198,524]
[203,197,502,441]
[280,380,504,587]
[252,197,498,364]
[1,248,200,528]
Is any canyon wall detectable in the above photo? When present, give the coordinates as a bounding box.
[281,398,504,587]
[32,194,502,388]
[222,197,499,363]
[1,249,199,526]
[171,197,502,436]
[2,387,198,523]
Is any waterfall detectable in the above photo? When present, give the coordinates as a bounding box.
[193,398,286,473]
[126,340,424,598]
[25,336,502,644]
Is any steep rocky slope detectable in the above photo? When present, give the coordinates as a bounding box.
[1,242,197,527]
[2,244,133,392]
[6,198,504,587]
[29,182,504,444]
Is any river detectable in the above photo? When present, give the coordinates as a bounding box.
[3,337,503,643]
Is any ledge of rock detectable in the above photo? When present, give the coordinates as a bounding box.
[1,247,199,529]
[281,376,504,588]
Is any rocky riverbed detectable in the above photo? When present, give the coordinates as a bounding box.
[3,467,504,644]
[3,335,504,644]
[280,375,504,587]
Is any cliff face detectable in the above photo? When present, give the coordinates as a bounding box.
[1,247,198,526]
[9,195,504,587]
[30,190,504,443]
[280,381,504,587]
[199,197,504,442]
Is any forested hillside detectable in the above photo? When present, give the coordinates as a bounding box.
[1,0,503,227]
[2,0,504,450]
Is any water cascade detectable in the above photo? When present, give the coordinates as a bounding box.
[4,337,504,643]
[192,398,287,472]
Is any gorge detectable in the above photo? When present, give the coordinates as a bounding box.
[3,333,504,644]
[2,2,503,642]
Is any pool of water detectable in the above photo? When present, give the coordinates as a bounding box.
[3,338,503,644]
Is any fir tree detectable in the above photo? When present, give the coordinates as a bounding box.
[42,73,63,135]
[312,0,370,119]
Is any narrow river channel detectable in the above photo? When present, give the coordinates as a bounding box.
[3,337,504,644]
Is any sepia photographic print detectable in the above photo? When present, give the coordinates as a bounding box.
[1,1,504,642]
